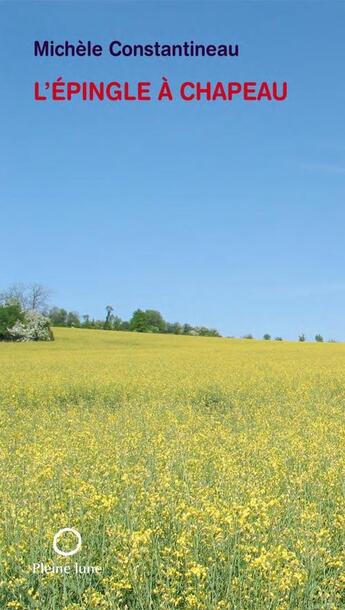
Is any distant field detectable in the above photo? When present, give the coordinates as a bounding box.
[0,329,344,610]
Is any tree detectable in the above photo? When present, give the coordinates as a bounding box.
[111,315,123,330]
[263,334,271,340]
[48,308,80,327]
[49,307,68,326]
[0,283,27,309]
[298,333,306,342]
[0,283,50,312]
[66,311,80,327]
[26,283,51,311]
[105,305,114,324]
[144,310,166,333]
[166,322,182,335]
[315,334,324,342]
[129,309,167,333]
[130,309,149,332]
[275,337,283,341]
[82,314,90,327]
[0,305,24,340]
[196,326,220,337]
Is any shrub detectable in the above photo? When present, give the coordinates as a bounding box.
[315,334,324,342]
[8,310,54,342]
[263,334,271,340]
[0,305,24,340]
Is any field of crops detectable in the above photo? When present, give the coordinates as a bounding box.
[0,328,344,610]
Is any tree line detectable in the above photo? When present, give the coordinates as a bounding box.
[48,306,221,337]
[0,284,220,339]
[0,283,333,342]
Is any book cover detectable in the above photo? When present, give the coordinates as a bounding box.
[1,2,344,609]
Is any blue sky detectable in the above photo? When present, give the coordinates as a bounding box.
[1,1,345,339]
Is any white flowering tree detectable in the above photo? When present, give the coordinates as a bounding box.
[8,310,54,342]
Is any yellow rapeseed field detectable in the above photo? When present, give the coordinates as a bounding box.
[0,328,344,610]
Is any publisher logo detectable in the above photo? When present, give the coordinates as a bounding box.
[31,528,101,576]
[53,527,82,557]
